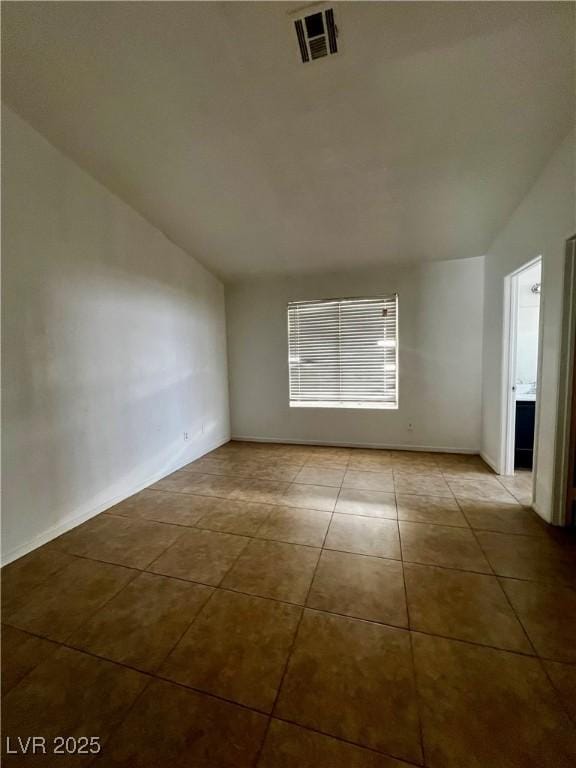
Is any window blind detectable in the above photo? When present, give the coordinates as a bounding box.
[287,294,398,409]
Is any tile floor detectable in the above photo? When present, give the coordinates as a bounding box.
[2,442,576,767]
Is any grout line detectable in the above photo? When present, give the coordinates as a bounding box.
[6,604,574,680]
[251,482,344,766]
[452,497,496,577]
[267,713,425,767]
[149,480,524,513]
[6,445,575,760]
[212,527,256,588]
[480,545,576,729]
[88,675,155,767]
[58,566,142,647]
[37,527,576,594]
[538,660,576,728]
[457,507,576,724]
[256,481,344,761]
[142,582,217,677]
[36,626,426,768]
[105,494,552,540]
[397,511,427,767]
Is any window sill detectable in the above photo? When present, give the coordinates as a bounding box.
[290,401,398,410]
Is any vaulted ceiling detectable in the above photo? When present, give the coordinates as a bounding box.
[2,2,574,279]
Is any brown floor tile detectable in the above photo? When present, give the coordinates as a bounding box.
[501,578,576,662]
[55,514,182,569]
[233,459,280,476]
[275,610,422,763]
[509,491,533,506]
[308,447,351,458]
[282,483,340,512]
[394,474,452,497]
[161,589,301,712]
[342,469,394,492]
[350,449,393,460]
[412,633,576,768]
[148,528,249,586]
[1,626,58,696]
[305,456,350,470]
[181,473,250,498]
[102,678,268,767]
[5,558,135,642]
[258,719,414,768]
[435,454,489,470]
[195,499,274,536]
[280,452,312,466]
[222,539,320,604]
[1,646,147,767]
[390,452,439,468]
[185,456,235,473]
[6,442,571,768]
[69,572,213,672]
[108,488,210,526]
[459,498,545,535]
[151,468,207,493]
[251,464,302,482]
[404,564,530,652]
[254,506,331,546]
[441,469,497,483]
[476,531,576,587]
[399,522,491,572]
[437,460,493,479]
[294,466,345,487]
[229,478,291,504]
[396,494,467,527]
[348,456,392,472]
[325,515,401,559]
[544,661,576,724]
[498,473,534,505]
[392,464,442,478]
[447,477,517,503]
[307,550,408,627]
[335,489,397,519]
[393,451,438,463]
[186,457,260,477]
[1,546,76,617]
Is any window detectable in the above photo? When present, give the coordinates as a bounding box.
[288,294,398,409]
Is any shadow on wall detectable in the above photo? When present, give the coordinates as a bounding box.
[3,260,228,560]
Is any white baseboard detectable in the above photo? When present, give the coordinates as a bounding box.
[480,451,499,473]
[231,435,479,455]
[1,434,229,567]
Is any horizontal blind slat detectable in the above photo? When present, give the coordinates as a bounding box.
[288,294,398,408]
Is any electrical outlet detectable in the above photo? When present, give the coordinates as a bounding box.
[407,422,414,431]
[183,432,189,441]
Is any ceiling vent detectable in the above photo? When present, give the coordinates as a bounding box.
[293,6,338,63]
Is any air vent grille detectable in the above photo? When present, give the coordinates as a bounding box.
[294,19,309,63]
[309,36,328,60]
[325,8,337,53]
[293,7,338,64]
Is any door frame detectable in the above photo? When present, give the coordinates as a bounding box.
[501,256,542,478]
[553,236,576,525]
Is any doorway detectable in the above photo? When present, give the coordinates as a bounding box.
[502,257,542,502]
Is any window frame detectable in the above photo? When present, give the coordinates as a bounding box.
[287,293,399,411]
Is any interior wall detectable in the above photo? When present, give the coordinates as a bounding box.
[1,107,230,564]
[516,262,541,390]
[227,257,484,452]
[481,132,576,523]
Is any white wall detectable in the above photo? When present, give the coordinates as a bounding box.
[516,262,541,389]
[481,133,575,523]
[227,258,484,452]
[1,107,230,564]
